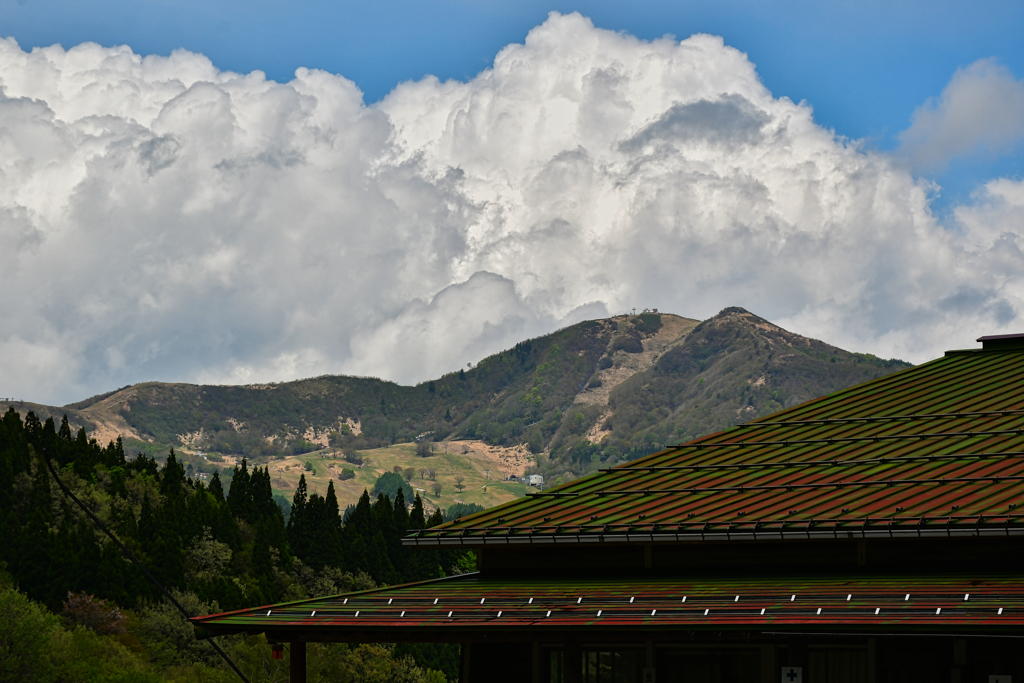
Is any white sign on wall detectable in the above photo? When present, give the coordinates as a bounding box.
[782,667,803,683]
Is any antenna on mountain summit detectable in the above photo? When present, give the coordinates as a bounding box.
[42,449,251,683]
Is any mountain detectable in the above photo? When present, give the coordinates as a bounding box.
[539,307,910,483]
[1,308,910,496]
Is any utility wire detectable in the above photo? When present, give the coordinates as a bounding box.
[43,449,251,683]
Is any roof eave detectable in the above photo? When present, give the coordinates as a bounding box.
[403,524,1024,546]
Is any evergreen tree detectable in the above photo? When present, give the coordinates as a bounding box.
[287,474,310,559]
[208,471,225,502]
[160,449,186,500]
[226,458,251,520]
[409,493,427,530]
[58,415,72,441]
[138,493,157,547]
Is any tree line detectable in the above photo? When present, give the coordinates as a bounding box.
[0,407,466,681]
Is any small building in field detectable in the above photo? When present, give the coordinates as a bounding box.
[193,334,1024,683]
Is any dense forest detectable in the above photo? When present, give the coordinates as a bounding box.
[0,407,467,682]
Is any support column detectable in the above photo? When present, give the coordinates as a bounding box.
[564,639,583,683]
[761,644,776,683]
[532,642,542,683]
[290,641,306,683]
[867,639,876,683]
[459,643,472,683]
[787,639,807,683]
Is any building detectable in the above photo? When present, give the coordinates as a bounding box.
[192,334,1024,683]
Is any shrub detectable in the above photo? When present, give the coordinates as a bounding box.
[443,502,485,523]
[339,468,356,481]
[610,334,643,354]
[634,312,663,336]
[0,585,61,682]
[61,592,126,635]
[371,472,414,502]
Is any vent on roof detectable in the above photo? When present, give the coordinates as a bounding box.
[978,333,1024,351]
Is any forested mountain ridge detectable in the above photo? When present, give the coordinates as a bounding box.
[1,308,911,485]
[6,313,690,458]
[539,307,911,483]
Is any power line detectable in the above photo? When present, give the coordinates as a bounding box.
[43,449,251,683]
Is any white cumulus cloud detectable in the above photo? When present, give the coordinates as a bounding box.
[898,58,1024,171]
[0,12,1021,405]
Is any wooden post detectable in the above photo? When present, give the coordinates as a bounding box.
[459,642,472,683]
[564,640,582,683]
[290,641,306,683]
[761,644,776,683]
[532,642,542,683]
[867,638,877,683]
[787,639,807,683]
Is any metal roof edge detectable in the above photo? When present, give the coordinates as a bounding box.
[402,526,1024,547]
[189,572,481,624]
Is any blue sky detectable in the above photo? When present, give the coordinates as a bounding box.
[3,0,1022,208]
[2,1,1024,403]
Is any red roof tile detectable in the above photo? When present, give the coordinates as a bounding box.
[408,348,1024,545]
[191,573,1024,638]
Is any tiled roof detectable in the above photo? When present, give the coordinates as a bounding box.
[407,347,1024,545]
[191,573,1024,638]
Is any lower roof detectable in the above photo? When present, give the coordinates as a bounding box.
[191,572,1024,641]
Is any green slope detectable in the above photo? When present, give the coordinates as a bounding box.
[536,307,910,482]
[3,309,910,490]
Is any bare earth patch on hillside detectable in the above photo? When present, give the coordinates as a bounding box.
[436,440,533,478]
[0,401,143,447]
[76,390,147,443]
[574,314,700,407]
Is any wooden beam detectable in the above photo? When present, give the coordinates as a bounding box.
[564,640,582,683]
[290,641,306,683]
[459,642,471,683]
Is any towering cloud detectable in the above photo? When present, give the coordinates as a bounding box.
[0,13,1020,405]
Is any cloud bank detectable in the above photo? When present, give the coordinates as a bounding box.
[899,59,1024,171]
[0,12,1021,405]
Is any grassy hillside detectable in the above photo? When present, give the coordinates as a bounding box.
[1,308,911,509]
[258,443,532,513]
[48,315,674,459]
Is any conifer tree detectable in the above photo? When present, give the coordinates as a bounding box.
[160,449,186,500]
[208,471,225,502]
[409,493,427,530]
[287,474,310,559]
[59,415,72,441]
[226,458,251,520]
[138,493,157,546]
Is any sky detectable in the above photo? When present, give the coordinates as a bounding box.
[1,1,1023,405]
